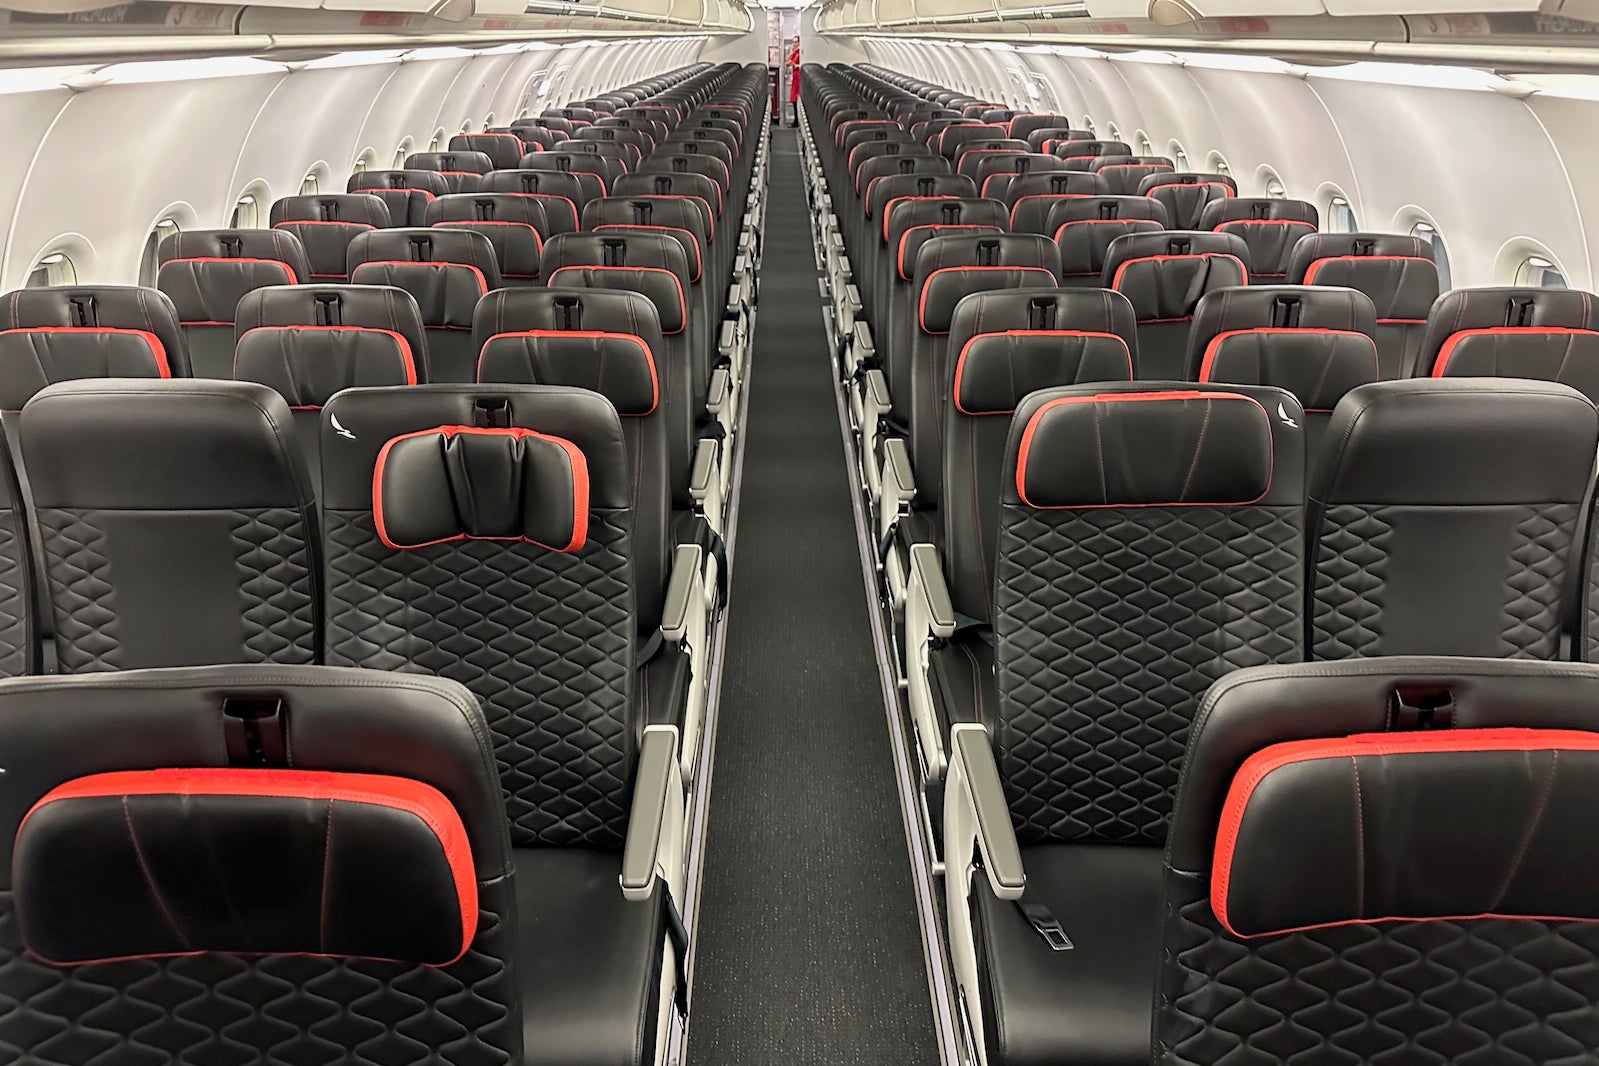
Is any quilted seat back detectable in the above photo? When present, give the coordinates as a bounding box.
[994,383,1306,846]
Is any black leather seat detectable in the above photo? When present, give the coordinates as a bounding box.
[0,664,519,1064]
[20,379,320,671]
[318,383,689,1066]
[1104,230,1251,380]
[1156,656,1599,1065]
[269,193,392,282]
[972,153,1063,201]
[1004,171,1107,235]
[451,131,527,169]
[1048,195,1168,287]
[154,229,311,378]
[1414,286,1599,401]
[1200,197,1319,282]
[479,169,586,233]
[515,154,613,206]
[1094,158,1176,194]
[861,173,971,323]
[405,151,494,193]
[1308,378,1598,660]
[233,283,426,497]
[347,168,452,226]
[347,228,502,383]
[1288,233,1440,378]
[947,382,1306,1066]
[426,193,552,287]
[1187,284,1380,460]
[1138,172,1237,229]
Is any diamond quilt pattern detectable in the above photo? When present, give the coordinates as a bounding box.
[1311,505,1392,661]
[37,508,121,673]
[232,508,317,665]
[1499,504,1578,659]
[0,515,28,678]
[0,886,518,1066]
[993,505,1302,846]
[1155,870,1599,1066]
[323,509,634,851]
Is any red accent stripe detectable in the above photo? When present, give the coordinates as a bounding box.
[1214,219,1316,234]
[349,260,490,296]
[591,225,702,282]
[1302,255,1437,287]
[1009,193,1089,230]
[373,425,589,552]
[953,330,1133,415]
[158,257,298,286]
[917,266,1057,335]
[545,265,687,335]
[236,325,417,387]
[0,327,172,378]
[882,195,961,243]
[477,329,658,413]
[1212,727,1599,939]
[1145,180,1234,197]
[21,767,478,966]
[1198,327,1379,385]
[898,224,1004,280]
[1110,253,1249,295]
[1431,326,1599,377]
[1015,391,1271,509]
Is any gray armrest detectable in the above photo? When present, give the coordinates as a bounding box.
[689,437,718,502]
[708,367,731,410]
[909,543,955,637]
[864,365,889,409]
[884,438,916,507]
[719,320,738,354]
[620,724,681,902]
[950,724,1025,899]
[661,544,703,643]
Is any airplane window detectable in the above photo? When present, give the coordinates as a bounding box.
[429,130,444,152]
[1326,194,1358,233]
[483,113,495,128]
[392,146,407,168]
[1105,122,1121,141]
[1265,175,1287,199]
[230,194,259,229]
[1517,255,1568,289]
[1210,153,1232,176]
[1137,131,1153,156]
[300,172,319,195]
[138,218,181,286]
[1411,222,1452,290]
[25,252,76,288]
[1083,115,1096,136]
[1171,144,1189,170]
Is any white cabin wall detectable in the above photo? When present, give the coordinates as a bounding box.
[862,38,1599,290]
[0,37,705,289]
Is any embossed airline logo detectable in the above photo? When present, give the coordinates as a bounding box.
[331,413,356,441]
[1277,403,1298,430]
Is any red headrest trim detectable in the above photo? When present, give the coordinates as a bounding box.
[0,327,172,379]
[1198,328,1379,399]
[954,330,1134,415]
[349,260,490,296]
[235,325,418,402]
[545,265,687,335]
[917,266,1058,335]
[477,329,658,413]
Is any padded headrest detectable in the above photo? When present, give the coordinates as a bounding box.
[497,126,556,151]
[848,141,926,180]
[1288,234,1439,321]
[612,171,723,219]
[234,284,427,401]
[523,115,574,134]
[319,384,630,516]
[1166,657,1599,873]
[348,170,451,197]
[1006,386,1281,509]
[950,289,1138,415]
[953,142,1029,173]
[466,173,583,232]
[547,107,599,123]
[16,767,474,966]
[1007,114,1071,142]
[425,194,549,280]
[1416,287,1599,382]
[0,328,173,411]
[520,154,611,192]
[541,233,690,334]
[20,379,309,510]
[1053,139,1129,159]
[916,235,1061,334]
[1200,197,1319,229]
[864,172,970,221]
[449,133,524,168]
[1096,161,1176,194]
[583,195,712,244]
[374,425,587,552]
[1003,170,1105,209]
[939,124,1008,158]
[1026,127,1092,152]
[973,154,1063,195]
[270,194,391,229]
[1187,286,1379,410]
[346,229,500,328]
[1142,173,1237,228]
[1050,196,1171,276]
[634,154,730,198]
[1210,727,1599,938]
[1104,230,1251,321]
[1314,378,1599,505]
[472,287,664,410]
[156,230,310,326]
[883,195,997,245]
[1140,171,1238,196]
[405,152,495,177]
[0,284,191,386]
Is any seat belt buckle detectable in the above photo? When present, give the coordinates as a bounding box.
[1018,901,1074,952]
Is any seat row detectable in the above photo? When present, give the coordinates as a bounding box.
[803,62,1599,1066]
[0,61,768,1066]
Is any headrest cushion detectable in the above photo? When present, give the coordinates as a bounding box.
[235,325,418,408]
[1198,329,1379,412]
[956,332,1135,415]
[1015,391,1273,508]
[374,425,588,552]
[15,768,475,966]
[0,328,172,410]
[476,330,658,415]
[1213,728,1599,939]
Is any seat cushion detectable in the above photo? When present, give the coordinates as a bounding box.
[517,848,665,1066]
[972,844,1162,1066]
[640,645,691,728]
[930,631,996,732]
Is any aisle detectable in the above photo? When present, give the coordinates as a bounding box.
[684,128,941,1066]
